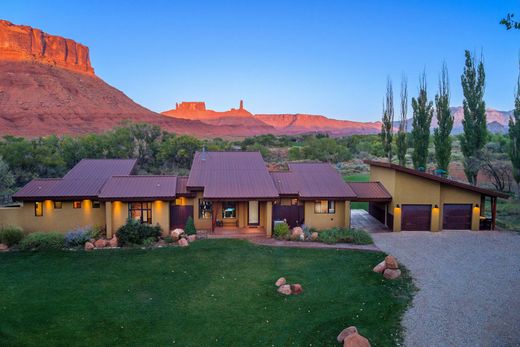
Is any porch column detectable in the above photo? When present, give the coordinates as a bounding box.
[105,201,113,238]
[266,201,273,237]
[491,197,497,230]
[344,200,351,229]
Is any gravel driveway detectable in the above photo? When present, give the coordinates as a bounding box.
[372,230,520,347]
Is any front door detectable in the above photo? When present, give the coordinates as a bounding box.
[170,203,194,229]
[248,201,259,225]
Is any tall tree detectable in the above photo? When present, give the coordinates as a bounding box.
[500,13,520,30]
[411,73,434,170]
[433,63,454,173]
[509,61,520,191]
[460,50,487,185]
[396,75,408,166]
[380,78,394,162]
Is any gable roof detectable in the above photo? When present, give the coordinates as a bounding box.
[63,159,137,179]
[99,176,178,201]
[348,182,392,201]
[365,160,509,199]
[187,151,279,199]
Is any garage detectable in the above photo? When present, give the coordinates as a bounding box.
[401,204,431,231]
[443,204,472,230]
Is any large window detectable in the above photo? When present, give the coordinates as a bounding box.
[73,201,82,209]
[34,202,43,217]
[314,200,335,214]
[92,201,101,208]
[53,201,62,209]
[222,201,236,219]
[128,202,152,224]
[199,200,213,219]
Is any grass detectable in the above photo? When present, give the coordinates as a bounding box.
[344,174,370,211]
[0,239,415,347]
[497,198,520,232]
[318,228,374,245]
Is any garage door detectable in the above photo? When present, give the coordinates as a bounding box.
[443,204,472,230]
[401,204,431,231]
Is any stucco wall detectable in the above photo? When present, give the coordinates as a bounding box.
[192,192,212,230]
[303,200,349,230]
[106,200,171,238]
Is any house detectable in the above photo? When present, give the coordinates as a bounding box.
[0,152,508,237]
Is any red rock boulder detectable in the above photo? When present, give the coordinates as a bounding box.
[372,260,386,273]
[94,239,107,248]
[275,277,286,287]
[178,238,189,247]
[384,255,399,269]
[277,284,292,295]
[84,242,95,251]
[343,332,371,347]
[337,326,358,343]
[0,243,8,251]
[290,283,303,295]
[383,268,402,280]
[108,236,118,248]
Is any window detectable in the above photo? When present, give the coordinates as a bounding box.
[128,202,152,224]
[53,201,62,209]
[222,201,236,219]
[314,200,335,214]
[34,201,43,217]
[291,198,299,206]
[198,199,213,219]
[92,201,101,208]
[73,201,82,209]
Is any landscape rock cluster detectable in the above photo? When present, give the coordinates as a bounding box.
[170,228,196,247]
[337,326,371,346]
[84,236,119,251]
[0,243,8,251]
[275,277,303,295]
[373,255,402,279]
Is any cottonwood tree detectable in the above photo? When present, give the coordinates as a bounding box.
[501,13,520,30]
[460,50,487,185]
[411,73,433,170]
[396,75,408,166]
[509,62,520,192]
[380,78,394,162]
[433,63,454,173]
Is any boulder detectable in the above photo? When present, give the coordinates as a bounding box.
[0,243,8,251]
[84,242,95,251]
[384,255,399,269]
[277,284,292,295]
[108,236,118,248]
[275,277,286,287]
[178,238,189,247]
[372,260,386,273]
[171,228,184,241]
[94,239,107,248]
[337,326,358,343]
[187,234,197,242]
[343,332,371,347]
[310,232,319,241]
[383,268,402,280]
[292,227,304,237]
[291,283,303,295]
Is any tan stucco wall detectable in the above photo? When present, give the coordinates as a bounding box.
[0,200,105,233]
[106,200,171,238]
[193,192,212,230]
[304,200,349,230]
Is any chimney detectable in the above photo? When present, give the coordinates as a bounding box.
[201,146,206,161]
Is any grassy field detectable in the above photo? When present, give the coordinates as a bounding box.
[497,198,520,232]
[344,174,370,210]
[0,239,414,346]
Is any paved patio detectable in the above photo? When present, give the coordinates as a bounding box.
[351,209,389,233]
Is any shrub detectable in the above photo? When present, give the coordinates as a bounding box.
[64,227,92,248]
[185,216,196,235]
[142,237,156,247]
[318,228,373,245]
[300,224,312,240]
[273,222,290,240]
[116,219,161,246]
[0,226,24,246]
[89,225,106,239]
[163,236,174,243]
[19,232,65,251]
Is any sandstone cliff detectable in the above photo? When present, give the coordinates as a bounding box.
[0,20,93,75]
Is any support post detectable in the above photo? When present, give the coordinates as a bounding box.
[105,201,113,238]
[491,197,497,230]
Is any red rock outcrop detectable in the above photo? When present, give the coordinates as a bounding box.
[0,20,94,75]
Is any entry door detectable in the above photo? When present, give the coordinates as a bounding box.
[170,204,194,229]
[443,204,472,230]
[401,204,431,231]
[248,201,259,225]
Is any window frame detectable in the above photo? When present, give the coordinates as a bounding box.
[314,200,335,214]
[53,201,62,209]
[198,199,213,219]
[92,201,101,209]
[34,201,43,217]
[73,201,82,209]
[222,201,237,219]
[128,202,153,224]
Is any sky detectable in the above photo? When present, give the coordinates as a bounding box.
[1,0,519,121]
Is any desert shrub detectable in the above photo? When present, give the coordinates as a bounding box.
[349,229,373,245]
[318,228,373,245]
[163,235,174,243]
[19,232,65,251]
[64,227,92,248]
[142,237,156,247]
[0,226,24,246]
[185,216,196,235]
[89,225,106,239]
[116,219,161,246]
[273,222,290,240]
[300,224,312,240]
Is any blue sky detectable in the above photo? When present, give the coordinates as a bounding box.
[1,0,519,121]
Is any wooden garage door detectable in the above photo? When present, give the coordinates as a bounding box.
[443,204,472,230]
[401,204,431,231]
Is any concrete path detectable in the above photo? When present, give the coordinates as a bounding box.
[372,230,520,347]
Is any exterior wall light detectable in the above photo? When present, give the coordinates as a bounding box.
[396,204,400,208]
[475,203,479,208]
[434,204,438,209]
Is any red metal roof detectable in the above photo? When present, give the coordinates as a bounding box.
[187,151,279,199]
[63,159,136,179]
[99,176,178,200]
[348,182,392,201]
[12,179,62,199]
[270,172,300,195]
[176,176,192,196]
[365,160,509,199]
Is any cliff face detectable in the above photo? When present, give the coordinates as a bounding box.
[0,20,94,75]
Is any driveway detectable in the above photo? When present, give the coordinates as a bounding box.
[372,230,520,347]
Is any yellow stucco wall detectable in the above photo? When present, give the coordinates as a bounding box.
[106,200,171,238]
[0,200,105,233]
[192,192,212,230]
[303,200,349,230]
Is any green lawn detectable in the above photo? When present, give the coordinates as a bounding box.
[497,198,520,232]
[0,239,414,346]
[344,174,370,210]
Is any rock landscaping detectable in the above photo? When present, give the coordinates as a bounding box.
[275,277,303,295]
[273,224,373,246]
[337,326,371,347]
[372,255,401,280]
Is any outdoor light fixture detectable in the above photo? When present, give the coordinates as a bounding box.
[434,204,438,209]
[475,203,479,208]
[396,204,400,208]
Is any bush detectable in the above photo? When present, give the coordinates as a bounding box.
[318,228,373,245]
[163,235,174,243]
[273,222,290,240]
[19,232,65,251]
[185,216,196,235]
[64,227,92,248]
[116,219,161,246]
[0,226,24,246]
[142,237,156,247]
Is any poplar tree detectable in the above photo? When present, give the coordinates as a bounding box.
[433,63,454,173]
[396,75,408,166]
[380,78,394,162]
[460,50,487,185]
[411,73,433,170]
[509,62,520,190]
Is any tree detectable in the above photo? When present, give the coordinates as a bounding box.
[380,78,394,162]
[460,50,487,185]
[411,73,434,170]
[500,13,520,30]
[396,75,408,166]
[433,63,454,173]
[0,156,15,201]
[509,61,520,191]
